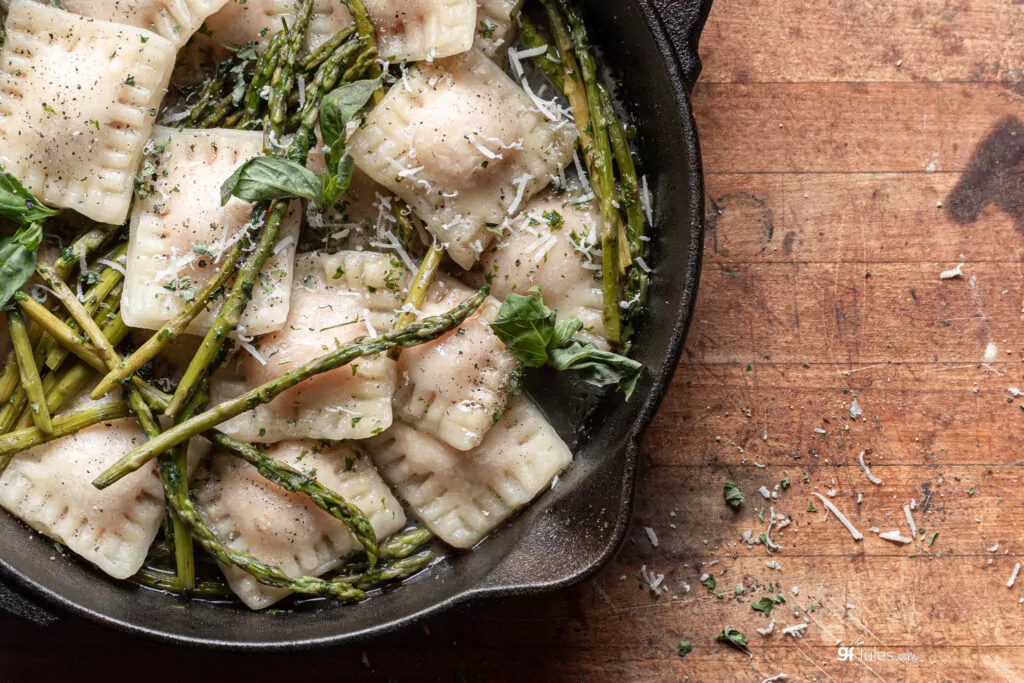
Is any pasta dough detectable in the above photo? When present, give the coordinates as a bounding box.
[368,396,571,549]
[467,194,606,343]
[365,0,476,62]
[0,1,177,225]
[210,252,399,442]
[196,440,406,610]
[122,126,301,336]
[349,48,577,269]
[27,0,230,47]
[393,275,519,452]
[185,0,475,78]
[475,0,523,55]
[0,408,165,580]
[183,0,352,76]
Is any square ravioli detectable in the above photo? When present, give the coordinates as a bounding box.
[475,0,524,55]
[348,48,577,269]
[365,0,476,62]
[0,414,164,580]
[466,193,606,344]
[0,1,177,225]
[31,0,230,47]
[209,252,400,443]
[196,440,406,610]
[368,395,571,549]
[122,126,301,337]
[182,0,353,77]
[393,275,520,452]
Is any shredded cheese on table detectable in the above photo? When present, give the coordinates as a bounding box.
[811,493,864,541]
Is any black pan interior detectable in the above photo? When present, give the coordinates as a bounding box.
[0,0,707,649]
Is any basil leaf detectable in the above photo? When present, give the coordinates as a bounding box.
[724,480,744,510]
[549,341,642,399]
[320,78,380,158]
[716,626,752,658]
[0,223,43,308]
[322,154,356,208]
[489,293,556,368]
[221,156,324,206]
[0,169,58,226]
[750,597,775,617]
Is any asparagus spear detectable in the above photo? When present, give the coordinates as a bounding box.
[91,242,243,400]
[16,293,107,372]
[379,527,433,561]
[95,288,488,487]
[206,431,379,567]
[337,550,434,591]
[540,0,622,345]
[40,245,127,371]
[343,0,385,109]
[0,401,130,458]
[164,202,282,417]
[132,565,233,599]
[268,0,315,137]
[7,310,52,435]
[240,31,287,129]
[0,224,118,406]
[519,16,565,90]
[393,241,445,333]
[298,23,358,72]
[157,453,367,602]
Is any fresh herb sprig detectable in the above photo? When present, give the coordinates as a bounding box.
[490,293,641,398]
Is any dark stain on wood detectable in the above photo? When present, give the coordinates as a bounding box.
[946,115,1024,232]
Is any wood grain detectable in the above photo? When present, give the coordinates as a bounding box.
[5,1,1024,681]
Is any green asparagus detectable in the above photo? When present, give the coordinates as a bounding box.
[95,287,488,487]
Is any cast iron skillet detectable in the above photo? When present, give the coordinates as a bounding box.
[0,0,712,649]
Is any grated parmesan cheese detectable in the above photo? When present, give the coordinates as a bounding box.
[903,505,917,538]
[878,530,913,544]
[939,263,964,280]
[1009,563,1021,588]
[858,451,883,485]
[645,526,659,548]
[781,623,808,638]
[811,493,864,541]
[756,619,776,636]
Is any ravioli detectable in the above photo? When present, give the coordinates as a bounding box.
[0,1,177,225]
[393,275,519,451]
[467,194,606,344]
[185,0,475,77]
[348,48,577,269]
[30,0,230,47]
[209,252,400,443]
[368,396,570,549]
[305,152,402,254]
[475,0,523,55]
[0,404,163,580]
[122,126,300,337]
[196,440,406,610]
[365,0,477,62]
[180,0,352,79]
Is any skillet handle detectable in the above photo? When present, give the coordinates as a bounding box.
[0,578,60,626]
[649,0,713,91]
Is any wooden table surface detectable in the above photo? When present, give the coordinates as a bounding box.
[4,1,1024,681]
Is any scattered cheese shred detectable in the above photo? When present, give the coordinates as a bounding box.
[781,623,808,638]
[1009,563,1021,588]
[903,505,917,539]
[756,619,776,636]
[939,263,964,280]
[878,530,913,544]
[811,493,864,541]
[858,451,883,485]
[645,526,659,548]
